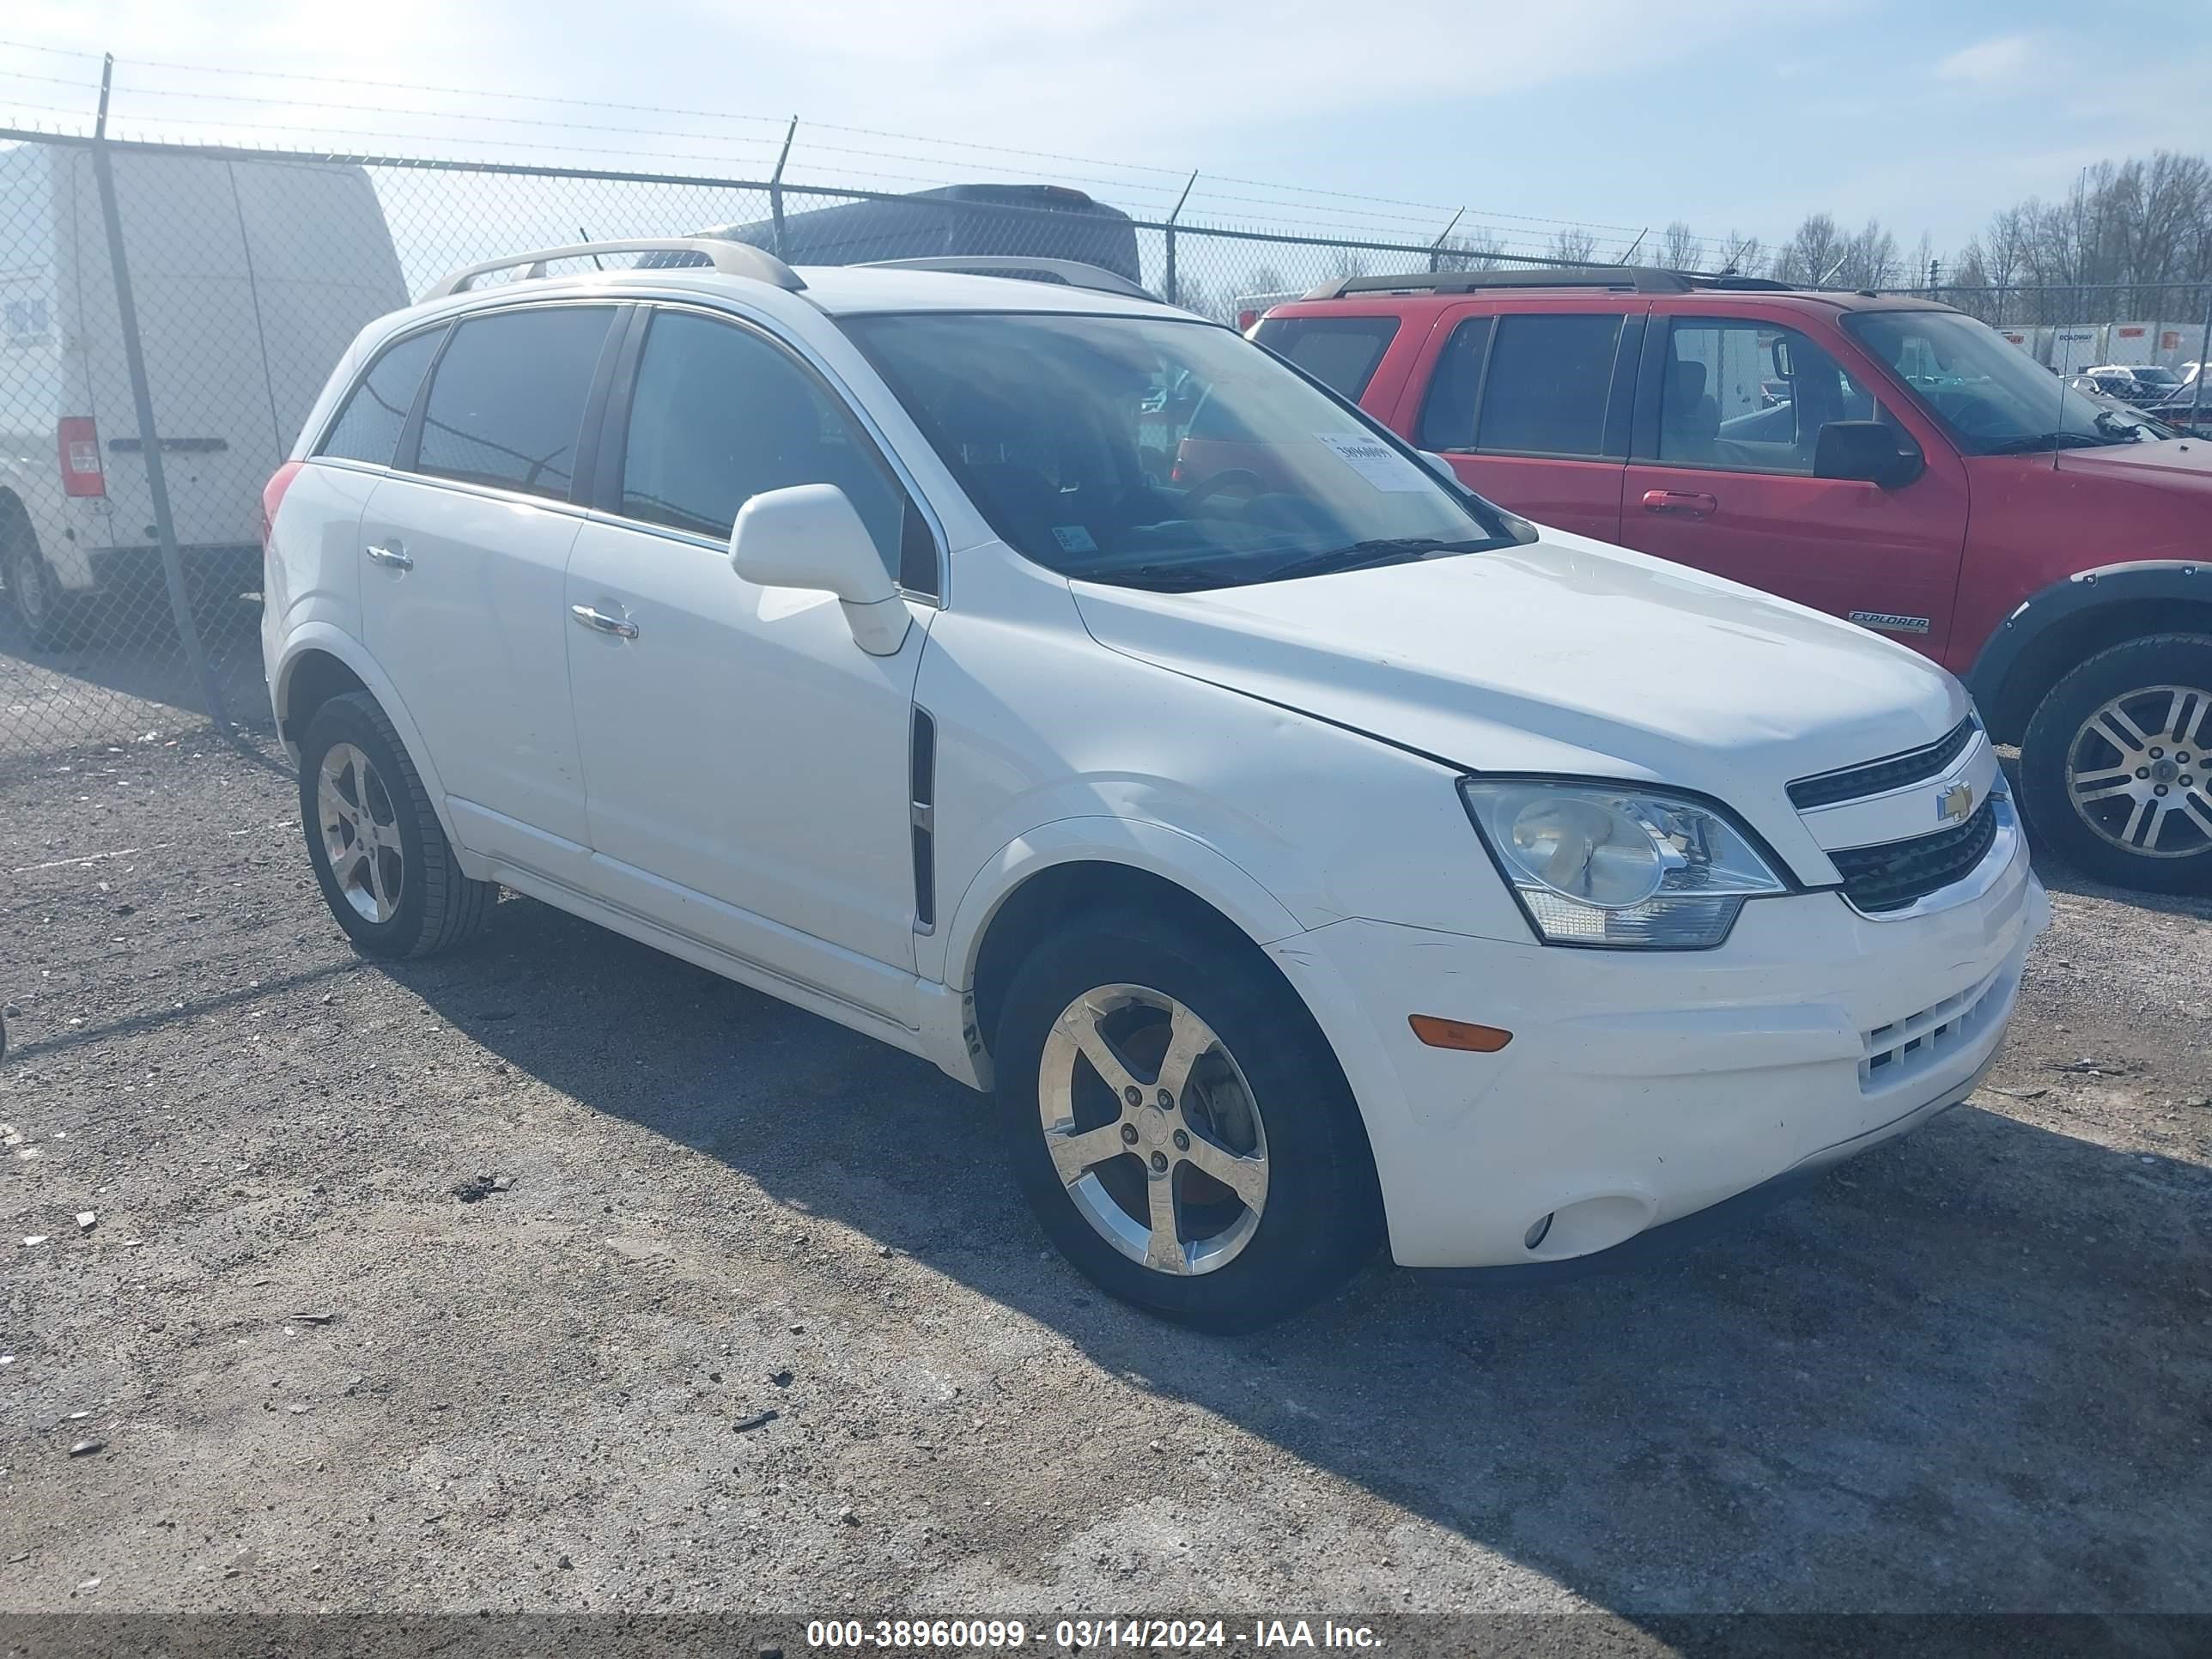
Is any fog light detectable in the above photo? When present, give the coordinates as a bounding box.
[1524,1212,1554,1251]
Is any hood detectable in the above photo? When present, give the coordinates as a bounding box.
[1072,531,1966,836]
[2052,434,2212,485]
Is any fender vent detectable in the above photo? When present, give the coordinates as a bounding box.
[909,708,936,932]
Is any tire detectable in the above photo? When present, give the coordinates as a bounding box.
[2,508,72,651]
[2019,632,2212,895]
[297,690,495,957]
[994,907,1382,1331]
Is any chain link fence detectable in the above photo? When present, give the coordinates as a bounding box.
[6,125,2212,774]
[0,128,1549,769]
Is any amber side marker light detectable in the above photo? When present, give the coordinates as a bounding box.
[1408,1015,1513,1053]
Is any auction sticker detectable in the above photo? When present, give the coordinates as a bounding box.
[1316,432,1431,491]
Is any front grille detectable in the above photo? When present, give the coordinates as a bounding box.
[1788,716,1978,809]
[1831,798,1998,914]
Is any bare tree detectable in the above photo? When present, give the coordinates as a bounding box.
[1547,227,1600,265]
[1838,218,1901,289]
[1772,213,1850,285]
[1717,231,1765,276]
[1659,221,1702,271]
[1433,232,1506,273]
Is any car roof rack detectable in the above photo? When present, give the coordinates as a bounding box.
[422,238,806,301]
[1298,266,1797,300]
[859,256,1155,301]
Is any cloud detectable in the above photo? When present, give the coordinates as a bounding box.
[1935,33,2037,86]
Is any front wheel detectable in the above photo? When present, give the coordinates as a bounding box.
[2018,633,2212,894]
[994,909,1382,1331]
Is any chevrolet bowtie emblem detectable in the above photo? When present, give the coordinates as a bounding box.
[1937,781,1974,823]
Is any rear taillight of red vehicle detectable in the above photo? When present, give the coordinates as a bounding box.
[57,416,105,497]
[261,460,304,551]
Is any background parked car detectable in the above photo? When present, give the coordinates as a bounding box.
[641,183,1141,287]
[1250,267,2212,893]
[0,143,406,647]
[2070,363,2183,405]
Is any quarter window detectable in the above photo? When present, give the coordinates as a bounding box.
[319,329,442,467]
[1252,315,1401,398]
[414,307,616,500]
[1415,317,1495,450]
[617,309,913,583]
[1470,313,1623,458]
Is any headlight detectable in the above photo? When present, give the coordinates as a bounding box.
[1459,779,1787,949]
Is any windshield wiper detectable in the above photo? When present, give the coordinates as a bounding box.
[1085,562,1241,592]
[1981,430,2120,455]
[1255,537,1492,584]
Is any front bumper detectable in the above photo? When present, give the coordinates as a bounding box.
[1267,817,2046,1270]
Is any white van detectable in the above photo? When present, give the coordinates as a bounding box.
[0,143,407,645]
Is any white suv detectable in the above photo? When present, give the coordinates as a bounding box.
[263,239,2046,1329]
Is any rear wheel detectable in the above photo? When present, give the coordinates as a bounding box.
[297,691,495,957]
[994,908,1382,1330]
[1,507,71,650]
[2019,633,2212,894]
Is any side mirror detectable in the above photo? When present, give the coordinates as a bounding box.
[1418,450,1459,484]
[730,483,910,656]
[1813,420,1923,489]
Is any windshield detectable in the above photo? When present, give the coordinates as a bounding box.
[1844,310,2173,454]
[2133,366,2181,386]
[841,311,1515,591]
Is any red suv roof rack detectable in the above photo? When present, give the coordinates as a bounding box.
[1298,267,1798,301]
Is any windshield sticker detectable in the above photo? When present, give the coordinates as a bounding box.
[1051,525,1098,554]
[1317,433,1432,492]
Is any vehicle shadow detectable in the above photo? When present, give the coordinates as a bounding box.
[0,595,271,741]
[386,895,2212,1620]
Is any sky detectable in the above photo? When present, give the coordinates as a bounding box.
[3,0,2209,264]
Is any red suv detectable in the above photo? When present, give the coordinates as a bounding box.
[1246,269,2212,894]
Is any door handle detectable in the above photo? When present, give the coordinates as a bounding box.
[364,540,413,569]
[1641,489,1717,518]
[569,603,639,641]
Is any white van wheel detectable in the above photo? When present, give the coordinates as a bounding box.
[2,510,70,651]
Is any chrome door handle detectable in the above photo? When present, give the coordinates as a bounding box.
[365,540,413,569]
[1640,489,1717,518]
[569,603,639,640]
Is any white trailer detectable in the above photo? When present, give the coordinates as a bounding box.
[0,143,406,645]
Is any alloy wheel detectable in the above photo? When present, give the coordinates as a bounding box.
[317,742,404,922]
[1036,983,1268,1276]
[2065,684,2212,859]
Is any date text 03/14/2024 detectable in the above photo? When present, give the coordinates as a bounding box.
[803,1619,1383,1650]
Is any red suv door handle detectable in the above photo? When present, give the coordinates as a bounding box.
[1641,489,1718,517]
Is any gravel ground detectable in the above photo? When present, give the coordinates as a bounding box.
[3,736,2209,1626]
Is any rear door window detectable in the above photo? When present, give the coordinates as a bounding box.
[413,306,616,500]
[1251,315,1401,398]
[318,328,442,466]
[1471,313,1625,458]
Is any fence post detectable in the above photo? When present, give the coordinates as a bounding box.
[88,55,231,735]
[1428,208,1464,275]
[2191,283,2211,434]
[1162,171,1197,306]
[769,117,797,261]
